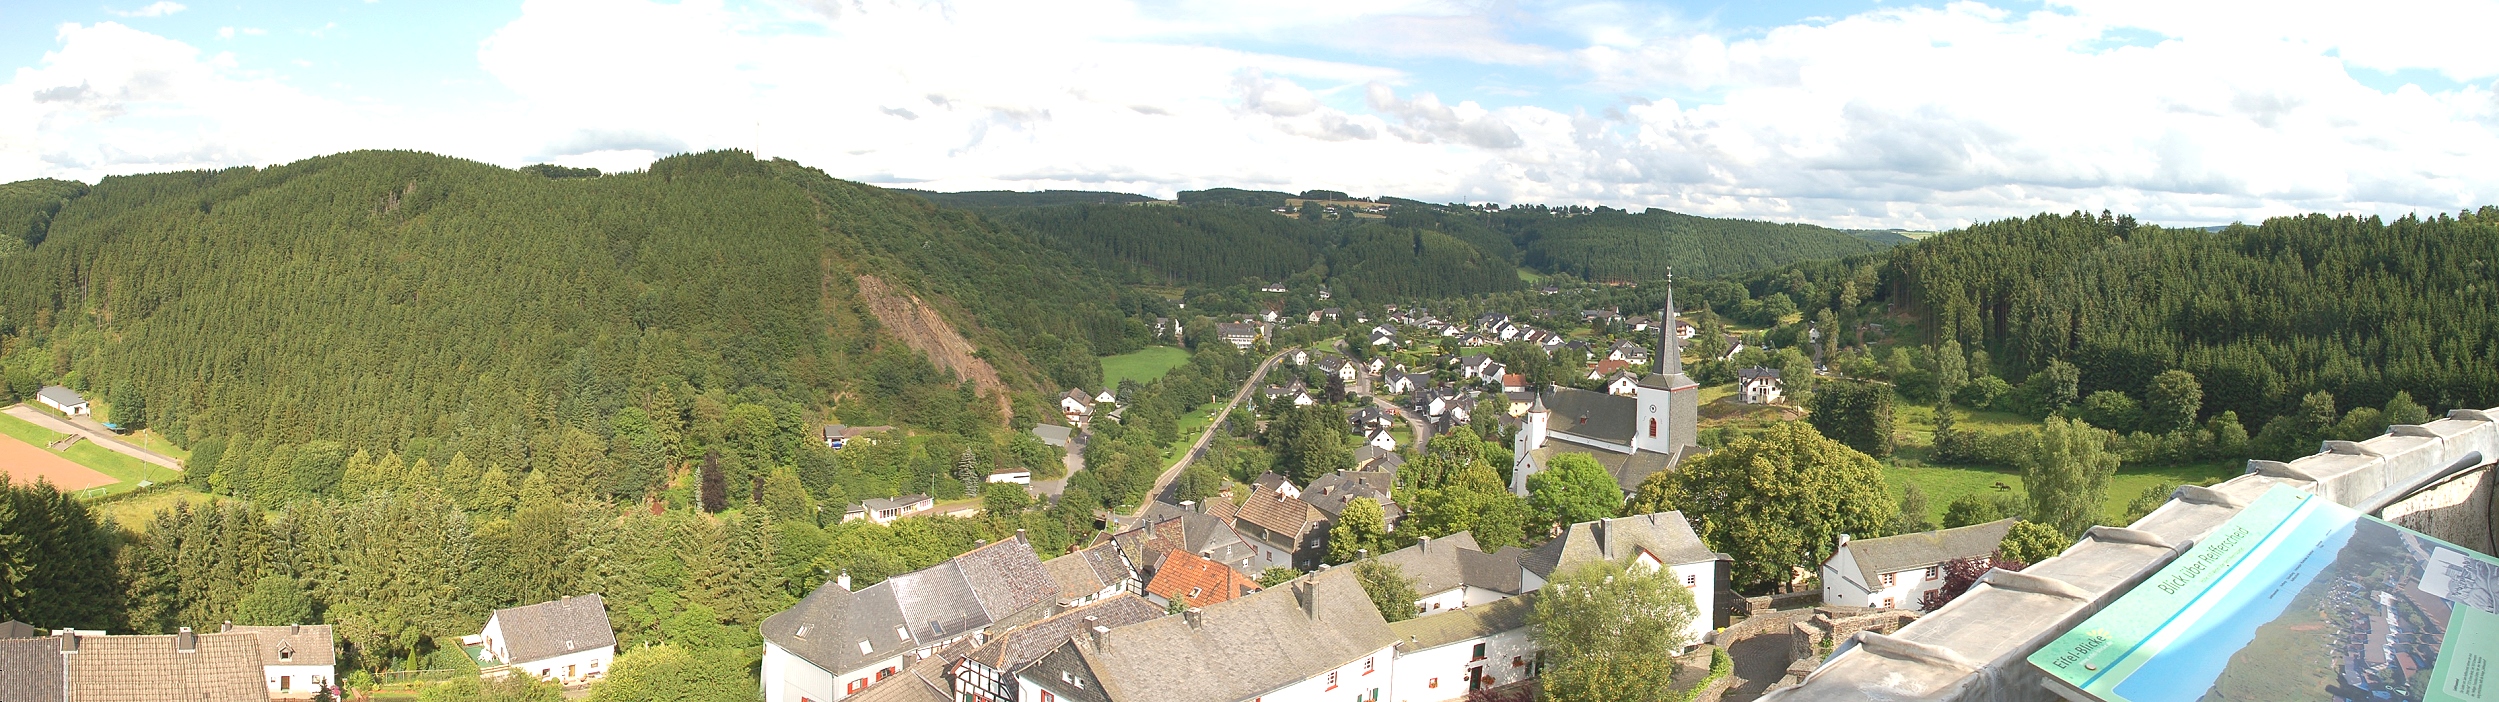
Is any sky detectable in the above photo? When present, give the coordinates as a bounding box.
[4,0,2498,229]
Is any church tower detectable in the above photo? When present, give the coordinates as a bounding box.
[1511,392,1550,495]
[1634,275,1700,457]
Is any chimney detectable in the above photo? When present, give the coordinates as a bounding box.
[220,620,234,633]
[1183,607,1204,629]
[836,570,852,592]
[1089,625,1110,650]
[176,627,197,653]
[1016,529,1028,544]
[1181,500,1196,513]
[1418,535,1430,552]
[1592,519,1609,558]
[290,623,300,635]
[1293,579,1318,619]
[56,630,78,653]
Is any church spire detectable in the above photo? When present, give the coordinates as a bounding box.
[1660,269,1681,376]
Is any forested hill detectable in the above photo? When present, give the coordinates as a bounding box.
[1494,206,1888,281]
[0,150,1147,459]
[1889,210,2499,423]
[896,189,1155,208]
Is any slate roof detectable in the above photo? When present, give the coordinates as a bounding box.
[1062,569,1396,702]
[35,386,84,407]
[0,637,63,702]
[1385,592,1538,651]
[961,595,1163,672]
[1350,446,1404,472]
[1144,550,1263,607]
[859,494,934,512]
[219,624,336,667]
[1521,511,1716,579]
[1374,532,1531,598]
[1524,441,1685,493]
[844,640,968,702]
[1301,471,1395,522]
[489,595,615,665]
[1840,518,2017,587]
[1737,367,1782,379]
[763,536,1054,676]
[57,631,268,702]
[1539,387,1635,446]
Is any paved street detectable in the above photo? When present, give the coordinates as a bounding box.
[1132,347,1290,517]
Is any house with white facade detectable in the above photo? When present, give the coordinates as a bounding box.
[946,595,1165,702]
[1019,569,1396,702]
[1216,322,1264,350]
[35,386,88,416]
[221,623,335,698]
[1520,511,1726,651]
[474,595,616,686]
[1384,594,1541,702]
[843,494,937,524]
[761,535,1057,702]
[1820,519,2016,610]
[1374,533,1535,618]
[1364,428,1397,452]
[1060,389,1099,428]
[1736,367,1784,405]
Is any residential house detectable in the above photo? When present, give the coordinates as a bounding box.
[1737,368,1784,404]
[1364,357,1387,375]
[844,494,936,525]
[1115,502,1265,583]
[1602,372,1641,397]
[1500,374,1524,393]
[1262,386,1315,409]
[1367,329,1399,348]
[1145,550,1264,609]
[1375,533,1534,616]
[1225,486,1331,571]
[1288,349,1311,366]
[1152,317,1184,341]
[1604,340,1649,364]
[1301,470,1399,529]
[1499,391,1535,417]
[1625,316,1652,332]
[988,466,1032,485]
[1347,406,1394,433]
[1384,594,1542,701]
[1511,297,1699,499]
[1820,519,2017,610]
[0,628,268,702]
[823,425,899,450]
[1093,388,1119,405]
[1315,356,1357,384]
[1216,322,1263,350]
[1675,320,1697,340]
[1031,424,1074,449]
[475,595,617,686]
[1017,569,1396,702]
[1349,446,1405,474]
[1252,471,1300,499]
[946,595,1165,702]
[1583,359,1630,381]
[1382,372,1431,395]
[221,623,335,698]
[1060,389,1099,428]
[1455,356,1499,384]
[1520,511,1726,650]
[35,386,88,416]
[761,535,1057,702]
[1041,543,1135,607]
[1409,390,1453,419]
[1261,282,1289,293]
[1260,309,1280,323]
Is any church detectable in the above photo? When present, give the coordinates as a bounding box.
[1512,285,1701,497]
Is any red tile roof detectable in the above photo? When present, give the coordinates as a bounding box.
[1145,550,1263,608]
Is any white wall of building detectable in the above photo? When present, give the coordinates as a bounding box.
[1388,626,1538,702]
[1413,587,1466,617]
[508,645,614,685]
[1819,545,1938,610]
[1244,644,1397,702]
[762,641,912,702]
[263,663,333,697]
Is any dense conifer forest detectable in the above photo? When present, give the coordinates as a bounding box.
[1495,206,1890,281]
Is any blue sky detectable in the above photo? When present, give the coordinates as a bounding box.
[6,0,2498,228]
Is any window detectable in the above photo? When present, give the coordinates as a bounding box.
[1429,678,1439,689]
[566,665,576,679]
[1880,572,1896,587]
[1512,656,1524,667]
[1189,587,1203,598]
[1041,692,1054,702]
[897,626,911,640]
[1925,566,1941,581]
[878,667,898,681]
[1471,643,1487,661]
[1061,671,1085,689]
[279,676,291,692]
[1327,671,1338,691]
[1363,657,1373,675]
[847,679,869,694]
[1685,574,1697,587]
[1881,597,1895,609]
[540,669,550,678]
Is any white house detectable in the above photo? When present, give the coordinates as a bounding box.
[1020,570,1396,702]
[1375,533,1536,617]
[1602,372,1640,397]
[222,623,335,699]
[473,595,616,686]
[1217,322,1264,350]
[986,466,1032,485]
[1520,511,1726,651]
[1821,519,2016,610]
[1059,390,1099,428]
[1737,367,1784,405]
[762,536,1056,702]
[35,386,88,416]
[1385,595,1542,702]
[843,494,935,525]
[1366,428,1398,452]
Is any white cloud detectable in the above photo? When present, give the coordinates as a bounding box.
[5,0,2499,229]
[107,2,185,18]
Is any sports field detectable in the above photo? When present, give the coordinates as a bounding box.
[0,430,117,492]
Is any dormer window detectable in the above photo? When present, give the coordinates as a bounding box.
[896,626,910,641]
[1061,671,1085,689]
[859,640,874,655]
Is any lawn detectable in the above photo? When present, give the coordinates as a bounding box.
[1164,403,1221,459]
[93,486,226,528]
[1101,346,1194,388]
[0,411,183,497]
[1883,459,2241,527]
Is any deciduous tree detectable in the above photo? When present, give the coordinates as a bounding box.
[1660,423,1896,592]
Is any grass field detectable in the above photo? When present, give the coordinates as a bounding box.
[0,412,182,497]
[93,487,226,528]
[1884,458,2240,526]
[1101,346,1194,388]
[1164,403,1221,459]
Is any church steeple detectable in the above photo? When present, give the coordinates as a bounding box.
[1660,269,1681,375]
